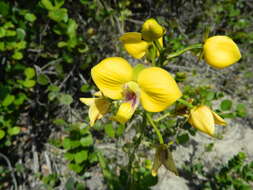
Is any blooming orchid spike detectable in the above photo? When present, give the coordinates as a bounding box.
[203,36,241,68]
[188,105,227,136]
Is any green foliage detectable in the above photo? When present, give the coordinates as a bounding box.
[208,152,253,189]
[0,0,252,189]
[98,151,157,190]
[183,152,253,189]
[62,123,97,174]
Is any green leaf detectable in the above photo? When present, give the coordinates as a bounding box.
[58,94,73,105]
[80,135,93,147]
[65,177,75,190]
[24,67,36,79]
[89,152,98,163]
[8,127,20,136]
[221,112,236,119]
[0,2,10,17]
[37,74,50,85]
[70,140,81,149]
[66,19,77,38]
[53,119,67,127]
[63,138,71,150]
[2,94,15,106]
[236,104,247,117]
[41,0,55,10]
[23,80,36,88]
[104,124,115,138]
[176,133,189,144]
[12,51,23,60]
[116,124,125,137]
[0,130,5,140]
[24,13,37,22]
[64,152,74,161]
[15,41,26,50]
[16,28,26,40]
[0,42,4,50]
[220,99,232,111]
[80,84,90,93]
[206,91,215,101]
[48,85,60,92]
[68,163,83,173]
[48,8,68,22]
[48,91,58,101]
[57,41,67,48]
[0,28,6,38]
[14,93,27,106]
[74,150,88,164]
[54,0,65,9]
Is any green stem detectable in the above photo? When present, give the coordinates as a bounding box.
[154,112,171,122]
[146,113,164,144]
[154,39,162,52]
[177,98,194,109]
[163,43,203,66]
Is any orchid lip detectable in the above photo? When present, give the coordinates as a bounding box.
[125,90,138,108]
[123,81,140,109]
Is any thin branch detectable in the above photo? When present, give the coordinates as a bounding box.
[0,153,18,190]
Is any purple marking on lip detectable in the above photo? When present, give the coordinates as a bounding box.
[125,91,138,108]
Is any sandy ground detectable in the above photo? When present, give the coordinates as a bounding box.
[152,119,253,190]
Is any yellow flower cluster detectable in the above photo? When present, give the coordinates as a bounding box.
[80,18,241,137]
[119,18,165,59]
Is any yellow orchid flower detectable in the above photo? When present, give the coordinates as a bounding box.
[203,36,241,69]
[91,57,182,124]
[80,93,110,126]
[141,18,165,42]
[119,18,164,59]
[188,105,227,136]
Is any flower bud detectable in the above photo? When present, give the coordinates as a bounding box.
[141,18,165,41]
[188,105,227,136]
[203,36,241,69]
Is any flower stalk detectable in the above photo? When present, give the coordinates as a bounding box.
[146,113,164,144]
[177,98,194,109]
[163,43,203,65]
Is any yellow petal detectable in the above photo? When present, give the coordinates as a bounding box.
[80,98,94,106]
[80,97,110,126]
[111,102,135,124]
[137,67,182,112]
[204,36,241,69]
[188,105,215,136]
[141,18,165,41]
[158,36,163,48]
[91,57,133,99]
[119,32,150,59]
[212,111,227,126]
